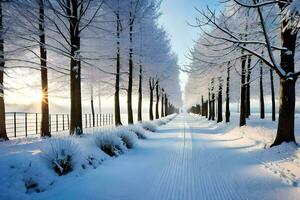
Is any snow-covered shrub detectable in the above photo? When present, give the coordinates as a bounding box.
[154,114,177,126]
[41,138,80,176]
[22,162,47,193]
[85,154,103,169]
[126,125,148,139]
[154,119,167,126]
[141,121,158,132]
[117,129,138,149]
[94,133,125,157]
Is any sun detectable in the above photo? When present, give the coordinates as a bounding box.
[32,91,42,102]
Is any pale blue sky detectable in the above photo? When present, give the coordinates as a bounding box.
[158,0,220,102]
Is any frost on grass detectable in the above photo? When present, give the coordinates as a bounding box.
[41,138,80,176]
[127,125,148,139]
[141,121,158,132]
[94,133,125,157]
[116,129,138,149]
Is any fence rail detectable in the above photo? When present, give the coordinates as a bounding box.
[5,112,114,138]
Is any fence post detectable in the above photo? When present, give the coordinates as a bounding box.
[13,112,16,137]
[99,114,102,126]
[89,114,91,128]
[56,114,58,132]
[25,113,27,137]
[85,114,87,128]
[105,114,107,125]
[62,114,65,131]
[36,113,38,135]
[96,114,98,127]
[67,114,70,130]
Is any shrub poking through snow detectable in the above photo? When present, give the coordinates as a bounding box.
[94,133,125,157]
[41,138,79,176]
[126,125,148,139]
[117,129,138,149]
[141,121,158,132]
[23,162,44,193]
[85,154,103,169]
[154,119,167,126]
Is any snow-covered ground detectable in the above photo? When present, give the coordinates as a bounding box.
[1,113,300,200]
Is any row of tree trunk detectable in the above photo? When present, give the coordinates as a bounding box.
[192,55,276,127]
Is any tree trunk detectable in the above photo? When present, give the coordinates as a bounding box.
[161,89,164,118]
[208,90,211,120]
[246,55,251,118]
[212,93,215,121]
[155,83,160,119]
[260,58,265,119]
[225,63,230,123]
[127,12,134,124]
[98,88,101,114]
[0,0,7,140]
[205,101,208,118]
[69,0,82,135]
[39,0,50,137]
[138,64,142,122]
[114,13,122,126]
[211,78,215,121]
[201,96,204,116]
[217,79,223,123]
[240,56,247,127]
[91,86,95,127]
[272,17,297,146]
[270,69,276,121]
[164,94,168,116]
[149,78,154,120]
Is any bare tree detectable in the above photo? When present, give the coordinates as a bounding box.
[195,0,300,146]
[259,51,265,119]
[149,76,158,120]
[225,62,231,123]
[217,77,223,123]
[38,0,50,137]
[270,68,276,121]
[161,88,164,117]
[48,0,103,135]
[0,0,7,140]
[155,82,160,119]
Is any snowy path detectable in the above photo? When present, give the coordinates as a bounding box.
[33,114,300,200]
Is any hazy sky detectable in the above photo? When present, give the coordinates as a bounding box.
[158,0,220,103]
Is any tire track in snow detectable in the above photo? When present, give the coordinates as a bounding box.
[148,115,245,200]
[147,116,194,200]
[188,116,245,200]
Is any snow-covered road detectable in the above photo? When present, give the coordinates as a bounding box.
[33,114,300,200]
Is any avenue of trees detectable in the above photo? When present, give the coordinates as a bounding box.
[0,0,181,140]
[185,0,300,147]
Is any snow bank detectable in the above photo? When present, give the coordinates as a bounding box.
[0,122,163,197]
[141,114,177,132]
[194,113,300,188]
[126,125,148,139]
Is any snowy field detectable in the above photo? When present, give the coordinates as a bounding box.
[1,113,300,200]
